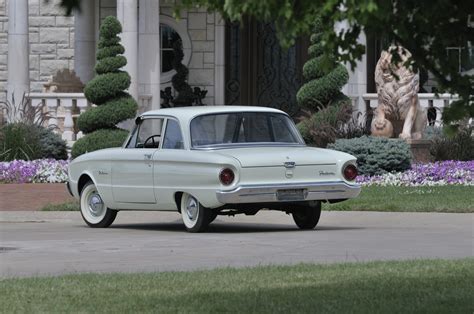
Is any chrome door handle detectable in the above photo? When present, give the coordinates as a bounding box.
[144,153,152,160]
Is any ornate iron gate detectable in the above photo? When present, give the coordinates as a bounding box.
[225,18,308,117]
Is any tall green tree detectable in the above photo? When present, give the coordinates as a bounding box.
[59,0,473,124]
[72,16,137,158]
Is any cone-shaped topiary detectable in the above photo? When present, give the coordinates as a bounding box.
[72,16,137,158]
[296,16,352,147]
[171,39,195,107]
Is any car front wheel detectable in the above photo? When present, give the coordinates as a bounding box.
[80,182,117,228]
[181,193,211,232]
[292,201,321,230]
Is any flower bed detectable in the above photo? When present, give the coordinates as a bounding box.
[357,161,473,186]
[1,159,472,186]
[0,159,69,183]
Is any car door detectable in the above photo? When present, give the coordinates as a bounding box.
[112,117,164,204]
[153,118,186,209]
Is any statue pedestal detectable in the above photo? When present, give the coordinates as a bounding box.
[406,139,432,163]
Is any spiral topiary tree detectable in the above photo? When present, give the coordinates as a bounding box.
[72,16,138,158]
[171,39,195,107]
[296,16,352,147]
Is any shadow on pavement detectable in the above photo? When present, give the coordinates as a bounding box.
[107,221,364,233]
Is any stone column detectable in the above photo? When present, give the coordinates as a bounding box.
[138,0,160,111]
[335,20,367,121]
[214,13,226,105]
[6,0,29,107]
[74,0,96,84]
[117,0,138,101]
[347,31,368,120]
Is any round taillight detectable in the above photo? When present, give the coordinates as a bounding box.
[219,168,235,185]
[343,164,358,181]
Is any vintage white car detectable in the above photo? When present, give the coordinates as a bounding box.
[67,106,361,232]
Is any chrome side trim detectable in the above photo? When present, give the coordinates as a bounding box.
[192,143,306,151]
[216,181,361,204]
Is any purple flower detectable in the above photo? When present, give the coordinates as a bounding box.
[357,160,473,186]
[0,159,69,183]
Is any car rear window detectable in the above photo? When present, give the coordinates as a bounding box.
[190,112,303,148]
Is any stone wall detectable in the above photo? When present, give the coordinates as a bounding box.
[0,0,219,106]
[100,1,218,105]
[0,0,75,101]
[164,4,218,106]
[0,0,7,100]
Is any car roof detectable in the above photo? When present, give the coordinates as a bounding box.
[140,106,287,122]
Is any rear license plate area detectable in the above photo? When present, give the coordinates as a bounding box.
[277,189,306,201]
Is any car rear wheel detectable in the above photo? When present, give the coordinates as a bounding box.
[292,201,321,230]
[207,211,218,224]
[181,193,211,232]
[80,182,117,228]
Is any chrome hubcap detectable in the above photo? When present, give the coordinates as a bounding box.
[185,197,198,221]
[88,192,104,217]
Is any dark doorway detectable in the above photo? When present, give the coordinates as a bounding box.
[225,17,309,117]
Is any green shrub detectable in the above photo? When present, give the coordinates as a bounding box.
[328,136,412,175]
[71,129,129,158]
[423,125,444,140]
[171,39,195,106]
[77,95,137,134]
[296,17,349,112]
[0,123,67,161]
[429,127,474,161]
[96,45,124,60]
[94,56,127,74]
[298,99,352,147]
[84,71,131,105]
[73,16,137,158]
[37,127,68,160]
[296,16,351,146]
[335,113,371,140]
[0,123,42,161]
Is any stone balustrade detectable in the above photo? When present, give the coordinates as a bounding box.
[21,92,464,147]
[360,93,460,126]
[27,92,91,144]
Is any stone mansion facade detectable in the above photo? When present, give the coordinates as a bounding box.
[1,0,466,135]
[1,0,226,111]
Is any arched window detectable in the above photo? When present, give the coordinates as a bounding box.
[159,16,192,83]
[160,24,180,73]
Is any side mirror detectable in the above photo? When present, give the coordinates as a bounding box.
[135,116,142,125]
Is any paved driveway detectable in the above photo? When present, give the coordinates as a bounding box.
[1,211,472,278]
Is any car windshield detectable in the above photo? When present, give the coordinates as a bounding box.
[190,112,304,148]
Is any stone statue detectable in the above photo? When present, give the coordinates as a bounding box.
[43,69,84,93]
[371,45,426,140]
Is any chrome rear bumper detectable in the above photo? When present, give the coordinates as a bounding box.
[216,181,361,204]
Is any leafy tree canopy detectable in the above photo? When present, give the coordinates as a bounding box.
[59,0,473,124]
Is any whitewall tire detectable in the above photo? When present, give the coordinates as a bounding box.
[80,182,117,228]
[180,193,211,232]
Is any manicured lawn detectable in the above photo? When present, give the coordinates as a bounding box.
[41,186,473,213]
[1,259,472,313]
[325,185,473,213]
[41,201,79,211]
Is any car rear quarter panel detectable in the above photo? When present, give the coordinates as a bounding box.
[153,150,241,209]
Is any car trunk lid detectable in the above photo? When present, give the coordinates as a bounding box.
[215,146,341,184]
[216,146,337,168]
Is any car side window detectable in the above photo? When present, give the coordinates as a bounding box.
[270,115,297,142]
[135,118,164,149]
[162,119,184,149]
